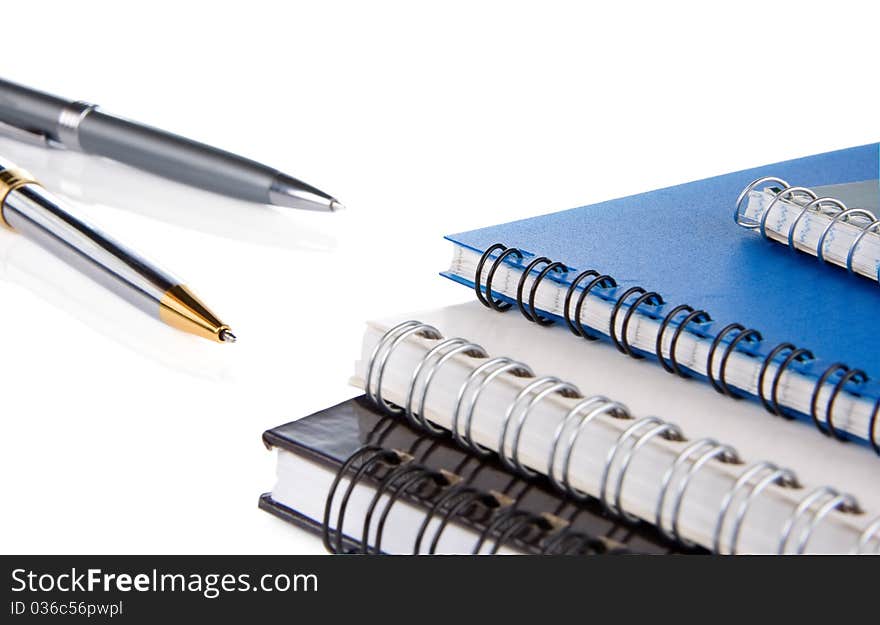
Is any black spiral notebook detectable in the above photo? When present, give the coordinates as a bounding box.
[260,396,695,555]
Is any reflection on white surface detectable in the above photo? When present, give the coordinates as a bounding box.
[0,227,233,380]
[0,137,337,252]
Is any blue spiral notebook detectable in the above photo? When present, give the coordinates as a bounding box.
[442,143,880,453]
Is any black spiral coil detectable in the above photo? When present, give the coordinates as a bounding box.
[318,381,636,555]
[322,443,627,555]
[472,243,879,454]
[321,446,407,554]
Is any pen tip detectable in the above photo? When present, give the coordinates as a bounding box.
[219,329,237,343]
[330,200,346,212]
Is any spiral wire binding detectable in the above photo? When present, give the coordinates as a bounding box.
[810,364,867,441]
[410,480,589,554]
[610,287,663,357]
[871,399,880,455]
[322,409,621,555]
[710,461,795,555]
[516,257,567,325]
[499,377,580,477]
[598,417,685,521]
[361,465,452,554]
[405,337,488,435]
[564,270,617,340]
[471,243,880,454]
[472,507,541,555]
[856,517,880,554]
[366,321,443,415]
[541,525,612,555]
[452,357,535,456]
[736,177,880,282]
[414,485,476,553]
[322,446,410,554]
[769,348,815,419]
[361,321,878,553]
[656,305,710,376]
[777,486,861,555]
[655,439,739,547]
[548,396,631,500]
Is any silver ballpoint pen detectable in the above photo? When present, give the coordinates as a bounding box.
[0,157,235,343]
[0,78,344,212]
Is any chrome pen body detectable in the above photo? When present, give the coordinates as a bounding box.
[0,77,343,212]
[0,159,234,343]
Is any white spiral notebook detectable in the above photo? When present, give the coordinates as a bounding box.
[351,302,880,554]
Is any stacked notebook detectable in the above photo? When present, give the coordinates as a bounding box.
[262,143,880,554]
[262,396,688,554]
[736,179,880,283]
[443,144,880,452]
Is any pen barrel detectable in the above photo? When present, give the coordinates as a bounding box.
[0,78,276,203]
[0,79,337,211]
[0,178,178,321]
[77,112,276,203]
[0,78,69,134]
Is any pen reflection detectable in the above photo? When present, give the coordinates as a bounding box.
[0,137,337,252]
[0,226,233,380]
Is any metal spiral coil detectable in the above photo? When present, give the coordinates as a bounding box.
[366,321,443,414]
[856,517,880,554]
[734,176,791,227]
[761,187,817,238]
[778,486,861,555]
[712,461,800,555]
[547,396,631,500]
[656,439,741,546]
[452,357,535,456]
[737,177,880,282]
[497,377,581,477]
[405,337,488,435]
[599,417,685,521]
[365,322,876,552]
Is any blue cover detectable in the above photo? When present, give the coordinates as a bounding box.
[444,143,880,446]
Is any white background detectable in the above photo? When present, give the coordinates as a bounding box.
[0,1,877,554]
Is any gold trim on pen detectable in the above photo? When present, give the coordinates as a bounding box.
[0,167,39,229]
[159,284,231,343]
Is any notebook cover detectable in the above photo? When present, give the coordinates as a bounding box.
[261,396,693,554]
[443,143,880,443]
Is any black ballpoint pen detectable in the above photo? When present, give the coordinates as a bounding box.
[0,77,344,212]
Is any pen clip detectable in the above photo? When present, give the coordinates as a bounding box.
[0,120,61,148]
